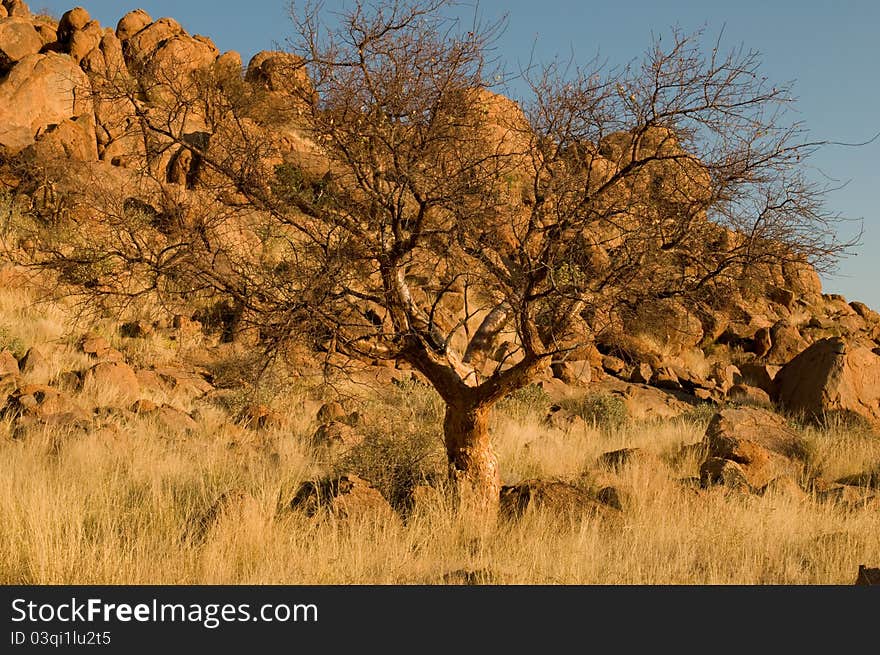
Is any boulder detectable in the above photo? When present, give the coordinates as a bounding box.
[629,362,652,384]
[727,383,772,408]
[499,478,617,521]
[84,361,140,399]
[603,380,694,420]
[774,337,880,426]
[782,260,822,298]
[57,7,90,42]
[2,1,29,19]
[236,403,282,430]
[699,407,809,490]
[650,366,681,391]
[311,421,363,448]
[767,285,796,310]
[597,447,663,471]
[124,17,183,61]
[80,333,123,361]
[146,404,199,433]
[699,457,751,491]
[288,474,397,522]
[27,114,98,161]
[33,22,55,46]
[757,475,807,501]
[4,383,87,421]
[130,398,158,413]
[245,50,311,95]
[0,349,19,376]
[601,354,627,376]
[11,410,92,440]
[855,565,880,586]
[765,320,807,365]
[154,367,214,398]
[316,401,346,423]
[0,16,41,72]
[214,50,242,75]
[66,20,102,64]
[115,8,151,42]
[737,362,779,394]
[18,346,47,375]
[850,301,880,324]
[550,359,591,386]
[708,363,742,394]
[0,52,92,152]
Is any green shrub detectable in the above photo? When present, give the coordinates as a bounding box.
[333,428,445,510]
[0,327,26,360]
[557,392,629,431]
[497,383,552,420]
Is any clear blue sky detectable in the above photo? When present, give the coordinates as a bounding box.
[36,0,880,309]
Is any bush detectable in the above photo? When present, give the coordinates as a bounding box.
[333,429,445,511]
[332,381,446,509]
[0,327,26,360]
[557,392,629,431]
[497,383,552,420]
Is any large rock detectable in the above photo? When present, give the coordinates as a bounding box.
[57,7,90,42]
[700,407,809,490]
[2,1,30,19]
[27,114,98,161]
[115,8,151,42]
[0,349,19,376]
[288,474,397,522]
[765,319,807,365]
[66,20,103,64]
[124,16,183,61]
[84,361,140,399]
[774,337,880,426]
[856,565,880,585]
[0,52,92,152]
[551,359,591,386]
[3,383,87,421]
[500,479,618,520]
[245,50,310,94]
[0,16,41,72]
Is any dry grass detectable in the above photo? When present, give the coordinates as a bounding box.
[1,375,878,585]
[1,266,878,585]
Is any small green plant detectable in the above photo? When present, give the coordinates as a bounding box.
[0,327,26,360]
[677,402,719,427]
[558,392,629,431]
[497,383,552,420]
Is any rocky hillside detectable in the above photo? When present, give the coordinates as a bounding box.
[1,1,879,430]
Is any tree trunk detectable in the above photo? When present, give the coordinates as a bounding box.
[443,400,501,516]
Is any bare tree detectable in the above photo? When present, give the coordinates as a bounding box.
[10,0,857,513]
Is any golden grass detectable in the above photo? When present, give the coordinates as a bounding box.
[1,267,878,585]
[1,379,878,585]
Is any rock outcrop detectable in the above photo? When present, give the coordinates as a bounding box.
[288,474,398,522]
[0,52,92,151]
[774,337,880,426]
[699,407,809,490]
[0,16,41,72]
